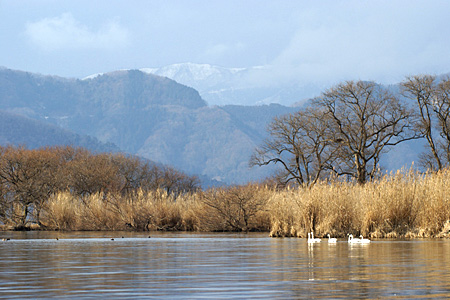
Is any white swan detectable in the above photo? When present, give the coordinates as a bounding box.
[359,235,371,244]
[308,231,321,243]
[347,234,361,244]
[327,234,337,243]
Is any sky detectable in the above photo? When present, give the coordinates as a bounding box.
[1,0,450,88]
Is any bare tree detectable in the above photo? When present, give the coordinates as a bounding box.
[0,146,61,227]
[66,150,119,196]
[401,75,450,170]
[401,75,441,170]
[110,154,153,194]
[160,167,200,195]
[431,77,450,166]
[314,80,419,184]
[253,80,418,186]
[250,106,339,187]
[144,164,200,195]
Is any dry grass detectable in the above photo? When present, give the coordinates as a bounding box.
[268,168,450,238]
[41,189,204,231]
[267,182,360,238]
[27,168,450,238]
[43,192,80,230]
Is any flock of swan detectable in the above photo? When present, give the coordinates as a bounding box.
[307,232,370,244]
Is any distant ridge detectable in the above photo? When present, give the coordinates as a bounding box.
[0,110,118,152]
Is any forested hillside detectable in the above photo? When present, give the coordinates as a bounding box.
[0,110,118,152]
[0,67,297,184]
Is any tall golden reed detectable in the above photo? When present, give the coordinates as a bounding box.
[268,168,450,238]
[41,189,203,231]
[39,168,450,238]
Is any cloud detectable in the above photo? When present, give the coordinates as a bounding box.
[25,13,129,51]
[200,42,246,65]
[269,2,450,85]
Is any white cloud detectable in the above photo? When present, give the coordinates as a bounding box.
[200,42,246,64]
[6,1,449,83]
[269,2,450,85]
[25,13,129,51]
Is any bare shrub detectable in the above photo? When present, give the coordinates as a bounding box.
[201,184,271,232]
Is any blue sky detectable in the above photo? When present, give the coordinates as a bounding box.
[1,0,450,87]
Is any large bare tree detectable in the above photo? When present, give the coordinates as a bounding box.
[250,105,339,187]
[315,80,419,184]
[401,75,441,170]
[401,75,450,170]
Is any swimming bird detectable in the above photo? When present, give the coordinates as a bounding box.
[359,235,371,244]
[308,231,321,243]
[347,234,361,244]
[327,234,337,243]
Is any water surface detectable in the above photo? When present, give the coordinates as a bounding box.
[0,231,449,299]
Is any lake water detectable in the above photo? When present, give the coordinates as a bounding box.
[0,231,449,299]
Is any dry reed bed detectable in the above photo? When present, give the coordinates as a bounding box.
[42,190,203,231]
[268,169,450,238]
[39,169,450,238]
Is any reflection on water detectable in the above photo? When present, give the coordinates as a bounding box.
[0,231,449,299]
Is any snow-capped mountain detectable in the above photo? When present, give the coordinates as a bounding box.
[141,63,257,105]
[141,63,321,106]
[82,63,323,106]
[141,63,245,85]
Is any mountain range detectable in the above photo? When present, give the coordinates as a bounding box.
[1,64,431,185]
[0,66,299,185]
[141,63,324,106]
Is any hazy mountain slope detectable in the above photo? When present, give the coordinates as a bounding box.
[220,104,297,138]
[72,70,207,153]
[0,68,206,152]
[0,110,118,152]
[0,68,78,118]
[135,105,296,183]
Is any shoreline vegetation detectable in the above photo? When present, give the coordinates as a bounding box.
[1,146,450,238]
[3,75,450,238]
